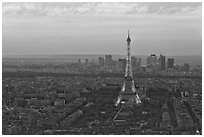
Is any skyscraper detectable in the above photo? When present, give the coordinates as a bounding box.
[131,56,137,68]
[85,59,88,65]
[78,59,81,64]
[136,58,142,68]
[118,58,126,71]
[105,55,112,66]
[98,57,105,66]
[159,54,165,70]
[131,57,142,71]
[167,58,174,68]
[147,54,158,68]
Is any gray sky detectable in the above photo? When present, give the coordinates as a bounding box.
[2,2,202,56]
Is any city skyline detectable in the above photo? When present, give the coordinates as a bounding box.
[3,2,202,56]
[2,2,202,135]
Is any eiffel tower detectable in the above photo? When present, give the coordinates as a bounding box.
[115,31,141,107]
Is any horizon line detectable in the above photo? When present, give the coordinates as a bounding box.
[2,53,202,57]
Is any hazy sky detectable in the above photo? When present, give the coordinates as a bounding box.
[2,2,202,56]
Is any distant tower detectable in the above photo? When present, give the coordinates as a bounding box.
[105,55,112,66]
[147,54,157,68]
[159,54,165,70]
[98,57,105,66]
[131,57,141,69]
[167,58,174,68]
[115,31,141,106]
[78,59,81,64]
[118,58,126,71]
[136,58,142,68]
[85,59,88,65]
[131,56,137,68]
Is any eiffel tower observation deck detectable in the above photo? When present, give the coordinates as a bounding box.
[115,30,141,107]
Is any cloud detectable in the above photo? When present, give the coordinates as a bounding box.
[2,2,202,17]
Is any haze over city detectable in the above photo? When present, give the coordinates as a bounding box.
[2,2,202,135]
[2,2,202,56]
